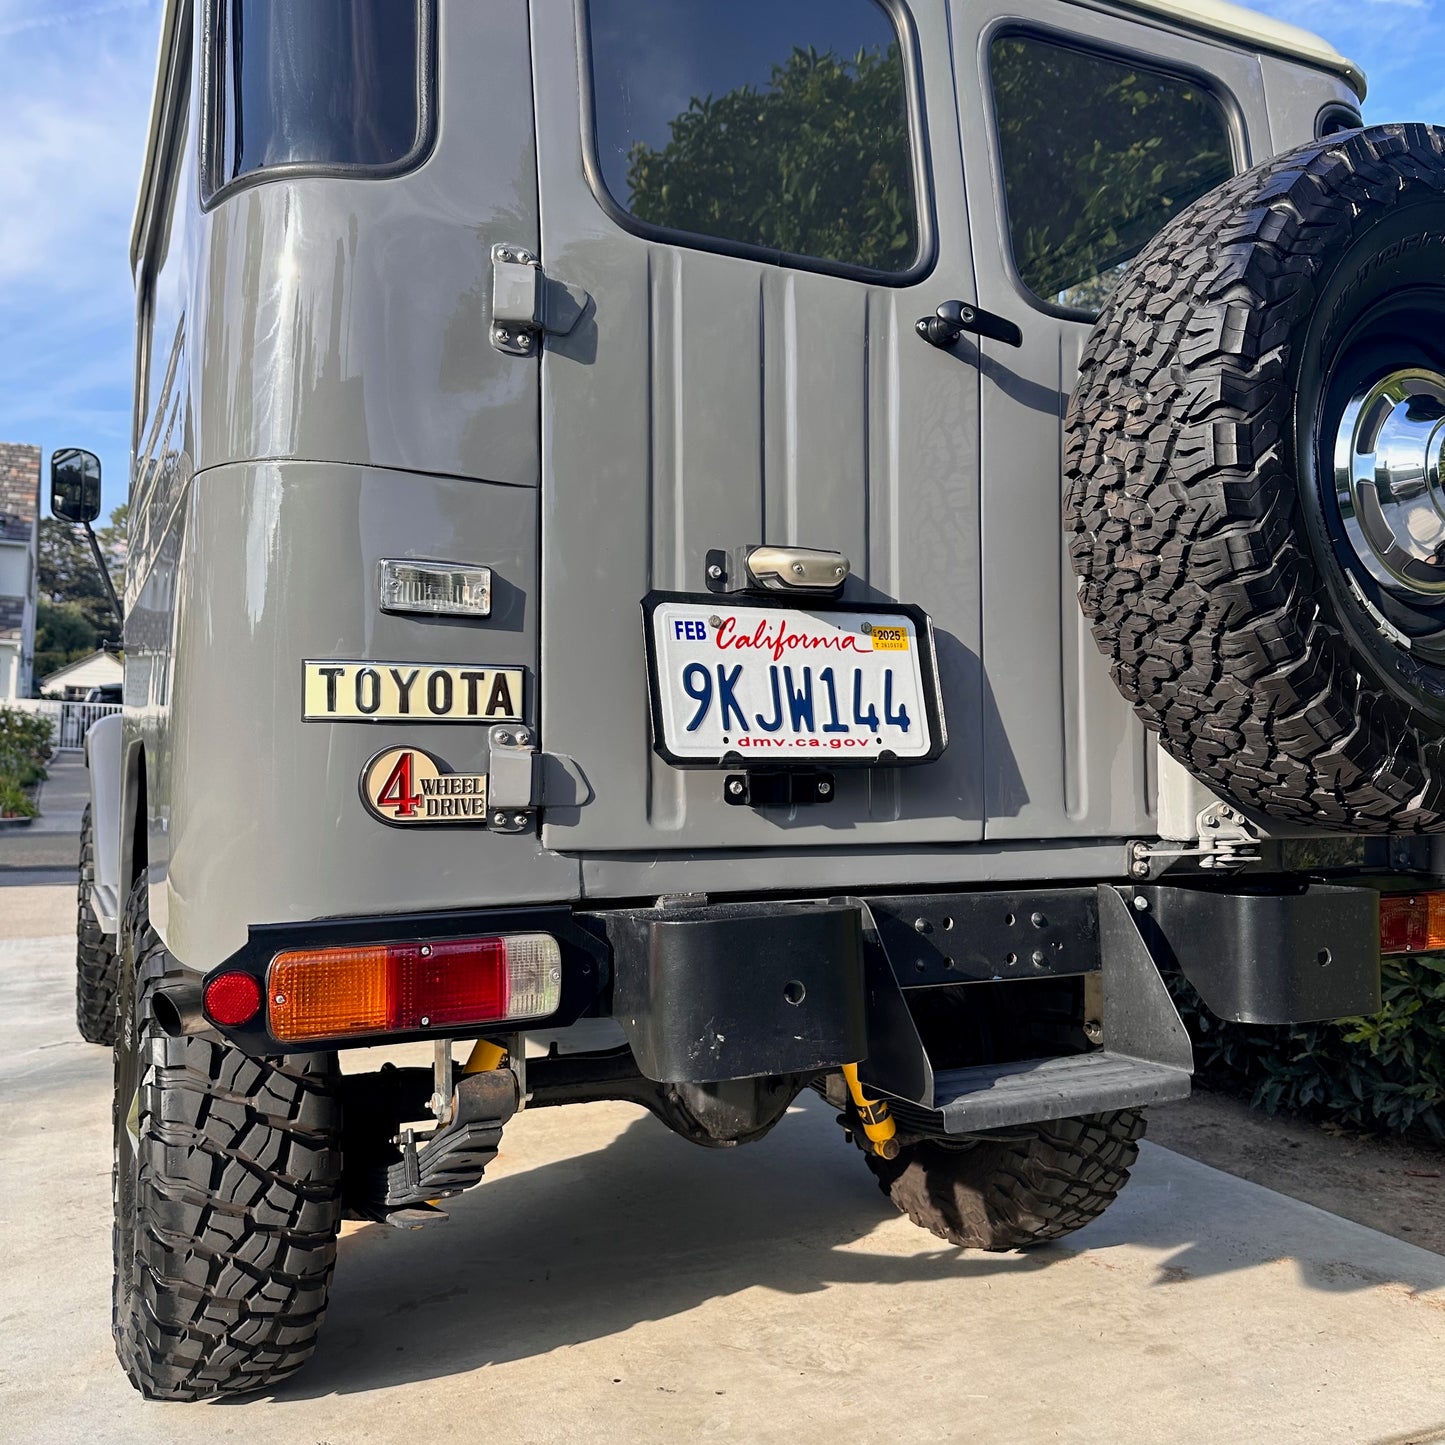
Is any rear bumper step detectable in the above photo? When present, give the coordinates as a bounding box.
[923,1053,1191,1134]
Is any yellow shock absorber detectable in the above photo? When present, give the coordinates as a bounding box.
[841,1062,899,1160]
[463,1038,508,1073]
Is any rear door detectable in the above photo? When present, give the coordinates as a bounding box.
[948,1,1271,839]
[532,0,986,852]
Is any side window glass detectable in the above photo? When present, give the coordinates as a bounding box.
[991,35,1234,313]
[587,0,921,276]
[207,0,431,199]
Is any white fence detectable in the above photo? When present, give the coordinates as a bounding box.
[9,698,122,751]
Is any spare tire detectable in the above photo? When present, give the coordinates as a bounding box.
[1066,124,1445,832]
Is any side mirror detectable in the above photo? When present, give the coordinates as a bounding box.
[51,447,102,525]
[49,447,122,627]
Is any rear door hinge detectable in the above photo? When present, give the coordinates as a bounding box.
[486,725,592,830]
[1131,801,1261,878]
[487,725,537,830]
[489,244,588,356]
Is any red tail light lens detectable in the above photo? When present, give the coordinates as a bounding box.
[266,933,561,1043]
[203,971,263,1027]
[1379,892,1445,955]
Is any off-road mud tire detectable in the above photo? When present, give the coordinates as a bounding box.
[866,1111,1145,1250]
[1066,124,1445,832]
[112,875,342,1400]
[75,803,119,1044]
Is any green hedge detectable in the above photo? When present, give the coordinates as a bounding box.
[0,706,51,817]
[1170,958,1445,1142]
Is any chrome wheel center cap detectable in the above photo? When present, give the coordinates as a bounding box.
[1335,368,1445,598]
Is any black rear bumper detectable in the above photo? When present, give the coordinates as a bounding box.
[180,880,1381,1093]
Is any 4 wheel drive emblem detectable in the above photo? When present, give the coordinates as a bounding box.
[361,747,489,826]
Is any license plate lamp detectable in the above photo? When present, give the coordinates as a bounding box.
[705,545,850,596]
[202,934,562,1041]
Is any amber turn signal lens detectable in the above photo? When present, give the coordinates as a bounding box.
[267,933,561,1043]
[203,970,263,1027]
[1378,892,1445,955]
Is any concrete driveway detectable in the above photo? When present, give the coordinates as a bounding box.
[3,880,1443,1445]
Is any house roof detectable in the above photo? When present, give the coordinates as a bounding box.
[38,650,124,688]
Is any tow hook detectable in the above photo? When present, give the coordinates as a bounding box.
[841,1062,900,1160]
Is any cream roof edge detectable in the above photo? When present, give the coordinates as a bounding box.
[130,0,1367,274]
[1113,0,1367,99]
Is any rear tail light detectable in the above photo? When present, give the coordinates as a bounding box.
[1379,892,1445,955]
[266,933,562,1043]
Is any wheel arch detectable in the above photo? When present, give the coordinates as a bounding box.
[120,737,148,917]
[83,713,125,937]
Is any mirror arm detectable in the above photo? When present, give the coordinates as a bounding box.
[81,522,123,629]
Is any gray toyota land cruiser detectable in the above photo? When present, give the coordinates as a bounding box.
[52,0,1445,1401]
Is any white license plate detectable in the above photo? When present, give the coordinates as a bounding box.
[644,596,945,766]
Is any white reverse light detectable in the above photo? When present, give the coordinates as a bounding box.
[379,559,492,618]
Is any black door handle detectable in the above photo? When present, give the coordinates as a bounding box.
[916,299,1023,349]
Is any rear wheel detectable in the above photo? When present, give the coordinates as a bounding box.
[75,804,119,1045]
[866,1111,1145,1250]
[112,875,342,1400]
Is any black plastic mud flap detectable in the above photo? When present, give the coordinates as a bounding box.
[1138,882,1380,1024]
[607,901,867,1083]
[384,1068,520,1211]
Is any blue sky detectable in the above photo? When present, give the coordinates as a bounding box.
[0,0,1441,522]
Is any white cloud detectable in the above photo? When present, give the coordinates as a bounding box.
[0,0,152,41]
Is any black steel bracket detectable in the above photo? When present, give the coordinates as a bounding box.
[724,770,835,808]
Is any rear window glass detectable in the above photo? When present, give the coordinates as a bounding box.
[586,0,921,275]
[208,0,430,196]
[990,35,1234,313]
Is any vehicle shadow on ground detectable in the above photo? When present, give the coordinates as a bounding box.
[252,1099,1445,1401]
[257,1099,1066,1400]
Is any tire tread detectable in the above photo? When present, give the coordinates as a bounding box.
[867,1111,1145,1251]
[112,877,341,1401]
[1065,124,1445,831]
[75,804,119,1045]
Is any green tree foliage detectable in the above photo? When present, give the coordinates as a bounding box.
[39,518,111,632]
[991,37,1233,309]
[622,34,1233,309]
[625,44,916,272]
[37,500,125,644]
[97,501,129,589]
[0,704,54,814]
[33,600,100,681]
